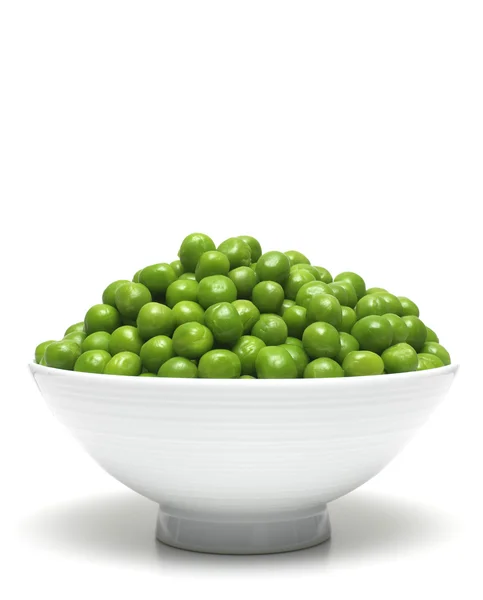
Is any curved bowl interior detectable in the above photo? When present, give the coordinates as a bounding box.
[30,363,458,521]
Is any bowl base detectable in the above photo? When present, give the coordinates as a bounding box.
[155,505,331,554]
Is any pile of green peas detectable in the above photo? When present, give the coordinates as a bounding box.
[34,233,451,379]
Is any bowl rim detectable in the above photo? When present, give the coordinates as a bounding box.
[29,362,459,387]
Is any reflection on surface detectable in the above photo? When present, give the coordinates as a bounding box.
[18,490,458,571]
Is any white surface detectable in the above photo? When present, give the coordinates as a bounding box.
[30,363,457,553]
[0,0,482,596]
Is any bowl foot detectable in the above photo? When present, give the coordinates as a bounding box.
[155,505,331,554]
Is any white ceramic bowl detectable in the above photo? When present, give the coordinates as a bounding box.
[30,363,458,554]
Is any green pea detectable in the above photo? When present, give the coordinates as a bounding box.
[280,343,309,377]
[63,331,87,347]
[343,351,385,376]
[228,266,258,299]
[282,304,307,338]
[314,266,332,284]
[416,353,445,370]
[64,322,85,336]
[340,306,357,333]
[398,296,420,317]
[198,349,241,379]
[375,292,403,316]
[74,350,111,374]
[232,335,266,376]
[252,280,285,313]
[84,304,122,335]
[217,237,252,269]
[178,233,216,272]
[355,293,387,319]
[302,322,340,359]
[170,260,185,278]
[284,269,316,301]
[172,322,214,359]
[44,340,82,370]
[102,280,130,307]
[285,336,304,349]
[402,316,427,352]
[197,275,237,309]
[35,340,55,364]
[179,272,197,281]
[334,272,366,300]
[295,281,332,309]
[250,262,257,271]
[380,313,407,345]
[195,251,230,281]
[255,251,290,285]
[351,315,393,354]
[239,375,255,379]
[104,351,142,376]
[326,283,348,306]
[307,294,342,329]
[109,325,143,355]
[205,302,243,345]
[284,250,310,266]
[158,356,198,378]
[381,343,418,373]
[291,264,321,281]
[425,326,439,343]
[304,358,344,378]
[172,300,205,327]
[237,236,262,262]
[255,346,298,379]
[140,335,174,373]
[165,279,199,308]
[139,372,157,377]
[132,269,142,283]
[420,341,451,366]
[365,287,387,295]
[251,314,288,346]
[332,280,358,308]
[139,263,177,298]
[232,300,261,334]
[336,332,359,364]
[115,283,152,320]
[279,298,296,315]
[81,331,111,353]
[136,302,175,340]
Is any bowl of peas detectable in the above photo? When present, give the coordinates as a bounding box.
[30,233,458,554]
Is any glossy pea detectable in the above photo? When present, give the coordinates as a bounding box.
[197,275,237,309]
[136,302,175,340]
[64,322,85,336]
[44,340,82,371]
[351,315,393,354]
[399,296,420,317]
[280,343,309,377]
[295,281,332,309]
[172,301,205,327]
[115,283,152,320]
[84,304,122,335]
[285,336,304,349]
[252,280,285,313]
[195,251,230,281]
[237,236,262,262]
[251,314,288,346]
[232,335,266,376]
[375,292,403,316]
[314,266,332,284]
[104,351,142,376]
[334,272,366,300]
[284,269,316,301]
[140,335,174,373]
[228,266,258,299]
[355,293,387,319]
[109,326,143,355]
[425,327,439,343]
[343,351,385,376]
[139,263,177,298]
[178,233,216,272]
[336,332,360,364]
[420,341,451,365]
[417,353,445,370]
[217,237,252,269]
[339,306,357,333]
[158,356,198,378]
[382,313,408,344]
[165,279,199,308]
[282,304,307,339]
[302,322,340,359]
[205,302,243,345]
[170,260,185,278]
[255,346,298,379]
[304,358,344,378]
[381,343,418,374]
[307,294,342,329]
[102,280,130,307]
[232,300,261,334]
[291,264,321,281]
[279,298,296,316]
[332,280,357,308]
[255,251,290,285]
[172,322,214,359]
[284,250,310,266]
[402,316,427,352]
[74,350,111,374]
[35,340,55,364]
[63,331,86,347]
[198,350,241,379]
[81,331,111,353]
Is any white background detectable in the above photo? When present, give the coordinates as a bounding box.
[1,1,482,598]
